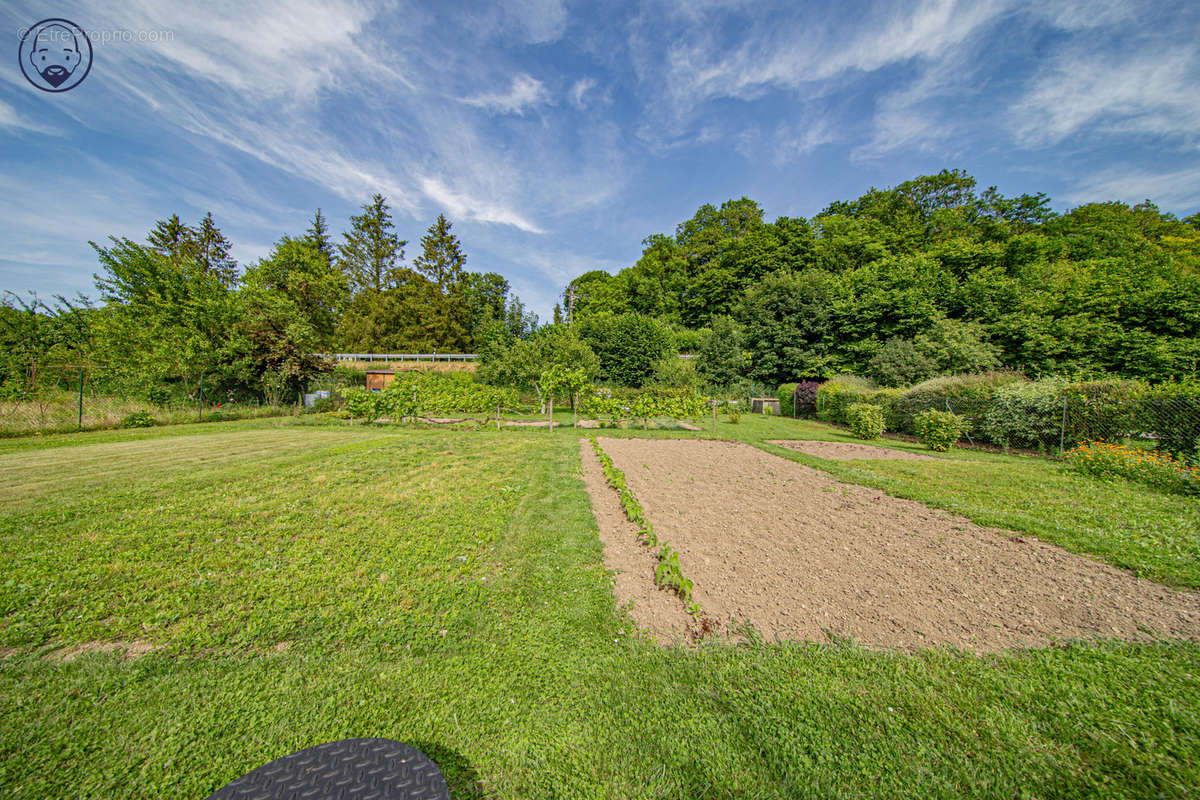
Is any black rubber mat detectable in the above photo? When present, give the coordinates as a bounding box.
[205,738,450,800]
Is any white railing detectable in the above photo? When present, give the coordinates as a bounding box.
[318,353,479,363]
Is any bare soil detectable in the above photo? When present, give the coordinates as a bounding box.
[595,437,1200,652]
[47,640,159,662]
[769,440,936,461]
[578,440,695,642]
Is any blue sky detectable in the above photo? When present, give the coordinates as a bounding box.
[3,0,1199,320]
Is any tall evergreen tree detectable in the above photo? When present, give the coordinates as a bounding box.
[147,214,194,264]
[193,212,239,286]
[412,214,467,289]
[338,194,406,294]
[304,209,333,262]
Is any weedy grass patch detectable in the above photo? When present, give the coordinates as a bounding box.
[1,418,1199,798]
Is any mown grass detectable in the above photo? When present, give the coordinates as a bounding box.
[1,419,1199,798]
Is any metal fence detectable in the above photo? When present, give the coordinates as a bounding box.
[0,366,291,436]
[930,391,1200,458]
[322,353,478,363]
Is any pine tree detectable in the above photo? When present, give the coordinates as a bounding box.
[412,214,466,290]
[147,214,194,263]
[304,209,333,262]
[193,212,239,286]
[338,194,406,294]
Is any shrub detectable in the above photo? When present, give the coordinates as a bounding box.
[145,386,171,408]
[846,403,885,439]
[914,409,969,451]
[120,410,156,428]
[816,375,878,424]
[870,387,904,432]
[1066,441,1199,496]
[980,377,1068,451]
[777,383,798,417]
[726,408,741,424]
[897,371,1026,433]
[696,316,743,389]
[793,380,821,416]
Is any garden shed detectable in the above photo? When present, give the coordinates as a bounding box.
[365,370,395,391]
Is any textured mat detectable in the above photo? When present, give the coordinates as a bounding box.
[206,738,450,800]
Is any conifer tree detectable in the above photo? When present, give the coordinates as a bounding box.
[412,214,466,290]
[338,194,406,294]
[193,212,239,286]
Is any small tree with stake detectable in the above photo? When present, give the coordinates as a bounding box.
[539,364,588,429]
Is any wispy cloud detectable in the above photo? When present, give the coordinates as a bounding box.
[1065,164,1200,209]
[462,74,550,115]
[569,78,598,110]
[0,99,58,135]
[1012,45,1200,147]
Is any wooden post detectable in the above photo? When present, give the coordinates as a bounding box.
[712,400,717,434]
[496,404,501,431]
[548,397,554,431]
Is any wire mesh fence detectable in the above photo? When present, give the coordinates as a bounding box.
[0,365,293,436]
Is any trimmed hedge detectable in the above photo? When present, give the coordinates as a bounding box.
[895,371,1027,433]
[777,383,798,417]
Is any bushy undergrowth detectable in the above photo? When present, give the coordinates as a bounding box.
[342,372,518,422]
[914,409,969,451]
[578,386,708,422]
[895,371,1026,432]
[1066,441,1199,496]
[846,403,886,439]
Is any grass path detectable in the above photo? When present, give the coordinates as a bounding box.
[1,419,1198,798]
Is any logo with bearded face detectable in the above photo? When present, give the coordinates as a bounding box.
[19,19,92,92]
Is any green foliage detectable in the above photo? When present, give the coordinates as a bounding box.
[343,373,516,423]
[1067,442,1199,496]
[914,409,969,451]
[816,375,878,424]
[696,315,743,389]
[980,377,1069,450]
[896,372,1027,432]
[777,383,798,417]
[538,364,589,404]
[846,402,886,439]
[868,338,934,387]
[578,313,675,388]
[478,324,599,399]
[337,193,406,294]
[579,386,708,422]
[650,354,703,391]
[119,410,156,428]
[912,318,1002,375]
[737,270,839,384]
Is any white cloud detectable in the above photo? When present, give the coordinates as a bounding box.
[0,99,58,135]
[570,78,598,110]
[419,176,545,234]
[1066,164,1200,209]
[462,74,550,115]
[1012,46,1200,147]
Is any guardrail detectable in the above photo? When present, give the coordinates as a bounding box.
[318,353,479,363]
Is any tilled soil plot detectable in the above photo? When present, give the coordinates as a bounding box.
[769,440,935,461]
[578,440,695,641]
[596,437,1200,652]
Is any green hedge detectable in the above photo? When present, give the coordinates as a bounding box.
[895,372,1027,433]
[777,383,798,417]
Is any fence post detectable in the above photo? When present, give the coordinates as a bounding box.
[1059,396,1068,458]
[198,373,204,421]
[548,397,554,432]
[77,370,85,430]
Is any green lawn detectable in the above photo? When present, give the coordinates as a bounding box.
[1,418,1198,798]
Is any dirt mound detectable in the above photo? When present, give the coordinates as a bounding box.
[595,438,1200,652]
[769,440,936,461]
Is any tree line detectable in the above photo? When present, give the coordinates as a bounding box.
[562,169,1200,388]
[1,195,536,403]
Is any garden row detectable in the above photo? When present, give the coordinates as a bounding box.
[340,370,715,425]
[590,437,700,616]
